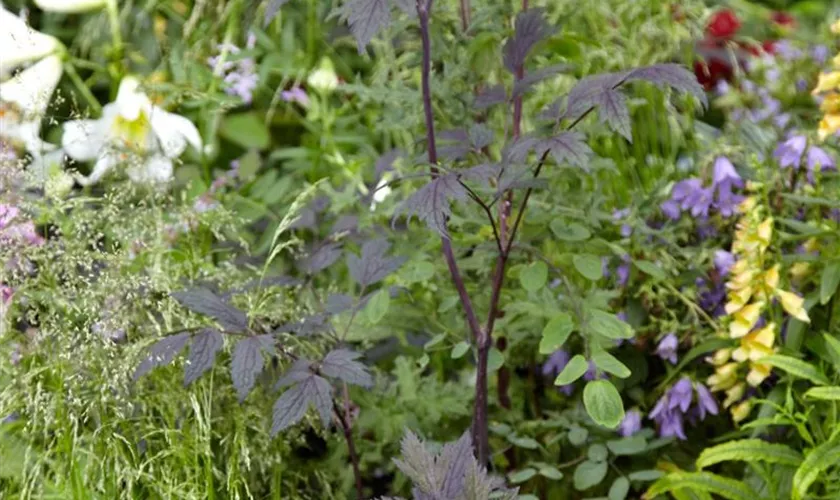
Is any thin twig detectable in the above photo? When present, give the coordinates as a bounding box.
[459,180,503,253]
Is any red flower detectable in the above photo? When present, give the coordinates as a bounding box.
[770,11,795,28]
[706,9,741,39]
[694,58,734,90]
[761,40,777,55]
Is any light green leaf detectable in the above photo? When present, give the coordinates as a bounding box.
[568,425,588,446]
[823,333,840,367]
[539,467,564,481]
[424,334,446,350]
[574,254,603,281]
[573,460,608,490]
[508,467,537,484]
[592,350,631,378]
[634,260,666,280]
[587,443,608,462]
[606,435,647,456]
[365,289,390,324]
[551,220,591,241]
[539,313,575,354]
[488,347,505,372]
[220,112,271,149]
[760,354,830,385]
[647,472,758,500]
[804,386,840,401]
[628,470,663,481]
[554,355,588,386]
[404,261,436,283]
[451,341,470,359]
[520,261,548,292]
[583,380,625,429]
[792,437,840,500]
[236,150,261,180]
[696,439,802,469]
[820,262,840,305]
[588,310,634,340]
[508,435,539,449]
[608,477,630,500]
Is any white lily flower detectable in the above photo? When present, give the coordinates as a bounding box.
[62,76,202,185]
[307,57,339,93]
[0,55,63,155]
[0,6,61,78]
[33,0,107,13]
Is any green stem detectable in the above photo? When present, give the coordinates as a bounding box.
[64,63,102,115]
[105,0,124,84]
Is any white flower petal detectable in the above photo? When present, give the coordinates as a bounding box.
[27,147,66,182]
[76,152,117,186]
[33,0,107,13]
[149,107,202,158]
[62,118,107,161]
[0,7,60,77]
[115,77,152,121]
[127,155,172,184]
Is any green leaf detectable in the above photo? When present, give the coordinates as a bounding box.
[792,437,840,500]
[236,150,261,179]
[365,289,390,324]
[592,350,631,379]
[451,341,470,359]
[696,439,802,469]
[633,260,666,280]
[821,263,840,305]
[628,470,663,481]
[539,467,564,481]
[587,443,608,462]
[568,425,588,446]
[574,254,603,281]
[588,310,633,340]
[554,355,588,386]
[508,467,537,484]
[608,477,630,500]
[573,460,608,490]
[647,472,759,500]
[551,220,591,241]
[583,380,625,429]
[539,313,575,354]
[424,333,446,350]
[508,435,539,449]
[804,386,840,401]
[760,354,830,385]
[220,112,271,149]
[823,333,840,367]
[520,261,548,292]
[606,435,647,456]
[487,347,505,372]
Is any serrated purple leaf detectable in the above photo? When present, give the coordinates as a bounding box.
[133,332,190,380]
[341,0,392,54]
[184,328,224,386]
[512,63,572,97]
[273,313,331,337]
[232,336,272,401]
[331,215,359,235]
[468,124,494,151]
[461,163,500,188]
[504,135,540,163]
[562,71,629,122]
[347,238,406,286]
[171,288,249,333]
[320,349,374,388]
[326,294,355,314]
[393,175,468,239]
[263,0,290,26]
[288,207,317,230]
[536,132,592,168]
[474,85,507,109]
[437,129,471,161]
[305,375,334,426]
[275,359,314,389]
[596,89,631,141]
[503,8,555,73]
[440,430,473,497]
[298,242,343,274]
[271,382,310,435]
[626,63,707,108]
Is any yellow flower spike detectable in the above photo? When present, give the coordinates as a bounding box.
[818,114,840,141]
[789,262,811,282]
[723,382,745,408]
[725,286,754,315]
[813,72,840,94]
[739,196,757,212]
[757,218,773,248]
[763,264,780,291]
[730,302,765,338]
[747,362,773,387]
[832,19,840,35]
[708,362,739,392]
[732,323,776,363]
[777,290,810,323]
[727,268,756,290]
[730,259,749,276]
[709,348,732,366]
[820,93,840,114]
[803,238,820,254]
[731,400,752,423]
[834,53,840,69]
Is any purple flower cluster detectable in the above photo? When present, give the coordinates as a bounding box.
[612,208,632,237]
[618,409,642,437]
[774,135,836,183]
[0,204,43,246]
[649,377,718,440]
[602,254,631,287]
[207,33,259,104]
[281,87,309,107]
[661,157,743,220]
[655,333,678,365]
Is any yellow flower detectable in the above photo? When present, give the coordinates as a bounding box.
[789,262,811,282]
[709,348,732,366]
[832,18,840,34]
[727,268,756,291]
[813,72,840,94]
[803,238,820,254]
[708,362,739,392]
[777,290,810,323]
[757,218,773,248]
[732,323,776,363]
[729,302,764,338]
[723,382,745,408]
[763,264,780,291]
[818,114,840,141]
[731,400,752,423]
[725,286,754,315]
[739,196,757,213]
[821,93,840,114]
[747,362,773,387]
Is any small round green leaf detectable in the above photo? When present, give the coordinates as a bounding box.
[554,354,588,386]
[573,459,608,490]
[583,380,625,429]
[592,350,631,379]
[487,347,505,372]
[568,425,588,446]
[573,254,603,281]
[520,261,548,291]
[551,220,591,241]
[608,477,630,500]
[588,310,634,340]
[365,289,390,324]
[588,443,608,462]
[508,435,539,449]
[633,260,666,281]
[451,341,470,359]
[509,467,537,484]
[539,313,575,354]
[539,467,564,481]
